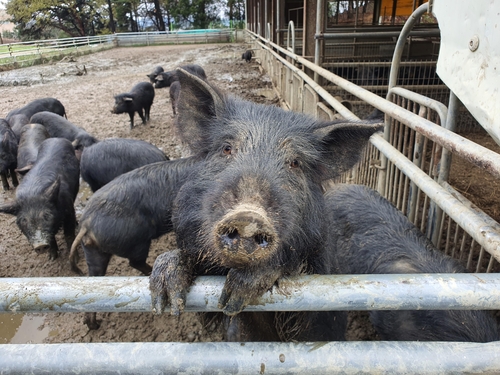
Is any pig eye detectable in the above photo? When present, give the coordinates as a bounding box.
[289,159,300,169]
[222,144,233,156]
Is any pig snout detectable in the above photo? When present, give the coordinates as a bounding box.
[216,206,276,267]
[31,231,51,253]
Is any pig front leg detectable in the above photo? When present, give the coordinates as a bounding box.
[149,249,194,316]
[218,267,283,316]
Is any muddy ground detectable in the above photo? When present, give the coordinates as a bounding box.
[0,42,377,344]
[0,42,498,345]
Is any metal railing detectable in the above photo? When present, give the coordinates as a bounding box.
[114,29,234,47]
[3,341,500,374]
[0,29,235,71]
[0,35,114,70]
[249,10,500,267]
[2,275,500,373]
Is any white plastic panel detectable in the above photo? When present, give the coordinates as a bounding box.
[432,0,500,144]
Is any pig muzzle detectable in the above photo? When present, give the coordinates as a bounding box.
[215,205,277,267]
[31,231,51,254]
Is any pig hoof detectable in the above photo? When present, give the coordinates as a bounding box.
[219,295,246,316]
[150,250,190,316]
[48,251,59,261]
[84,313,101,330]
[151,294,167,316]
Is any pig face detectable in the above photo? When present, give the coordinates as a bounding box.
[0,178,61,255]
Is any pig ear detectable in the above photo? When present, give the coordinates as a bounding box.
[315,121,383,180]
[0,201,20,216]
[175,68,225,150]
[44,177,61,202]
[15,165,32,173]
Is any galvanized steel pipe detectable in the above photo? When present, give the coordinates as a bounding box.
[1,341,500,375]
[3,274,500,314]
[257,41,359,120]
[371,133,500,261]
[389,3,433,90]
[318,29,440,39]
[314,0,324,82]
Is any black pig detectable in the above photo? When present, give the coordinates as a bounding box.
[0,119,19,190]
[80,138,169,192]
[154,64,207,89]
[6,98,66,122]
[16,123,50,175]
[7,114,30,142]
[242,50,252,63]
[112,82,155,128]
[169,81,181,116]
[70,157,199,329]
[30,111,97,149]
[153,71,178,89]
[149,68,381,336]
[147,66,164,83]
[0,138,80,260]
[324,184,499,342]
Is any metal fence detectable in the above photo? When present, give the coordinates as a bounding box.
[0,35,115,70]
[0,29,235,71]
[115,29,234,47]
[250,4,500,274]
[2,275,500,373]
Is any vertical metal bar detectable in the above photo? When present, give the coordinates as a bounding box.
[466,239,476,270]
[458,232,467,261]
[264,0,268,38]
[437,207,446,250]
[379,3,429,197]
[444,216,452,255]
[314,0,324,83]
[430,86,453,244]
[420,192,429,233]
[388,3,429,90]
[451,225,460,259]
[486,254,495,273]
[476,246,485,273]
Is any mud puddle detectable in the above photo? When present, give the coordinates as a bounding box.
[0,314,56,344]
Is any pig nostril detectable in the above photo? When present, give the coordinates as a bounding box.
[254,234,269,248]
[34,245,50,253]
[221,228,240,247]
[227,229,239,240]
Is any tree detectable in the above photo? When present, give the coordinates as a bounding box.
[227,0,244,27]
[152,0,166,31]
[164,0,221,29]
[107,0,116,33]
[5,0,108,39]
[114,0,141,32]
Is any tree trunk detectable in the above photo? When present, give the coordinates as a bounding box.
[107,0,116,33]
[153,0,166,31]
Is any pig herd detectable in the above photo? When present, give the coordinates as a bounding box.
[0,62,498,345]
